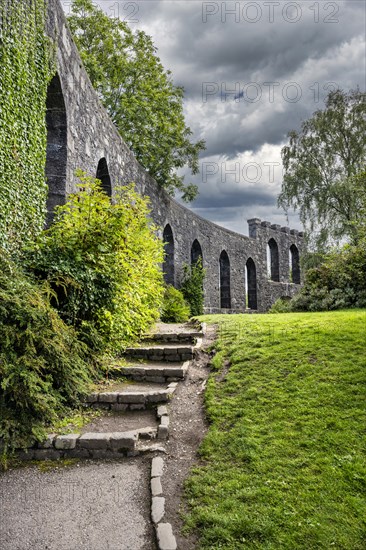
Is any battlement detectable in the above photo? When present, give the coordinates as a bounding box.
[248,218,304,239]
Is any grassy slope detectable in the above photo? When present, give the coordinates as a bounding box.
[185,310,366,549]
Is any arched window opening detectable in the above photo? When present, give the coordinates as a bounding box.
[219,250,231,309]
[96,157,112,197]
[290,244,301,284]
[163,224,175,285]
[46,73,67,224]
[268,238,280,282]
[191,239,203,266]
[246,257,257,309]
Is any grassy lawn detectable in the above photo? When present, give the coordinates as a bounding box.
[185,310,366,549]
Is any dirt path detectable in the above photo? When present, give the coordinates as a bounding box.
[161,325,216,549]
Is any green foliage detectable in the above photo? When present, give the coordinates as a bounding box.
[161,286,190,323]
[24,172,164,351]
[271,239,366,313]
[0,252,94,453]
[0,0,54,254]
[279,89,366,246]
[185,311,366,549]
[67,0,205,201]
[181,257,206,316]
[279,170,366,312]
[269,297,292,313]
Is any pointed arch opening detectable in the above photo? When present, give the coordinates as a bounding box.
[219,250,231,309]
[191,239,203,266]
[163,224,175,285]
[268,238,280,281]
[46,73,67,224]
[96,157,112,197]
[246,257,257,309]
[290,244,301,284]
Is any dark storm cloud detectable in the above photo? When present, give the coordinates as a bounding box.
[191,184,276,209]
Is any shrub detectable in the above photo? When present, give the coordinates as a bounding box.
[24,172,164,351]
[181,257,206,316]
[0,252,94,453]
[276,240,366,312]
[269,297,291,314]
[161,286,190,323]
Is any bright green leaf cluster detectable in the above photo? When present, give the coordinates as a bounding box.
[24,172,165,352]
[0,0,54,254]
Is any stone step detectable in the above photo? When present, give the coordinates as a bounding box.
[85,382,178,411]
[114,360,189,383]
[146,322,205,342]
[17,428,147,461]
[124,343,197,362]
[14,400,172,461]
[142,333,199,344]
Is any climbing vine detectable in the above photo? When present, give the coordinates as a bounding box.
[0,0,54,254]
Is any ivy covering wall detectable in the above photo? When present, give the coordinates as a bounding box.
[0,0,54,254]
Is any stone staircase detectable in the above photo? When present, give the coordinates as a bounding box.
[18,322,205,461]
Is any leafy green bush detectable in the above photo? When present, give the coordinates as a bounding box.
[272,240,366,313]
[269,297,292,313]
[24,172,164,351]
[181,257,206,316]
[0,253,94,453]
[161,286,190,323]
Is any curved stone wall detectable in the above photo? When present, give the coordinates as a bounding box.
[45,0,304,312]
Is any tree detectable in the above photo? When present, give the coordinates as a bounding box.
[67,0,205,201]
[279,89,366,246]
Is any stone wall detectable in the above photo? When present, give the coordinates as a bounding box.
[45,0,304,313]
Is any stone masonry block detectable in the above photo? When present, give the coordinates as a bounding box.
[157,426,169,440]
[85,393,99,403]
[163,368,183,377]
[111,403,128,412]
[151,496,165,524]
[118,392,146,404]
[157,405,168,418]
[129,404,145,410]
[156,523,177,550]
[38,433,57,449]
[78,433,110,450]
[54,434,80,450]
[97,392,119,403]
[109,431,137,451]
[147,391,169,404]
[151,456,164,477]
[32,449,61,461]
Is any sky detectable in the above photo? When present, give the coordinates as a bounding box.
[62,0,366,235]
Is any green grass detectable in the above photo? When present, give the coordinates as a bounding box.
[185,310,366,549]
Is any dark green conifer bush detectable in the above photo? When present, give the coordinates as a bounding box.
[0,253,93,454]
[181,257,206,316]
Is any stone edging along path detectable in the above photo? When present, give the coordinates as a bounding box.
[151,456,177,550]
